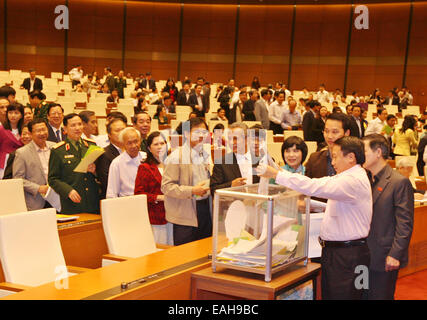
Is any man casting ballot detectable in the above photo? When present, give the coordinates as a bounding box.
[257,136,372,300]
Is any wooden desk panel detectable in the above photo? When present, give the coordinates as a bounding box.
[191,262,321,300]
[58,214,108,269]
[3,237,222,300]
[399,205,427,277]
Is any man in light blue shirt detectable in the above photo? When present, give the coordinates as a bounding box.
[281,100,302,130]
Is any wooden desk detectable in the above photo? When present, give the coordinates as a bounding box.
[399,204,427,277]
[191,262,321,300]
[57,213,108,269]
[0,214,108,283]
[3,237,222,300]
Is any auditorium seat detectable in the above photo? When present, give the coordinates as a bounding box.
[385,105,398,115]
[283,130,304,140]
[51,72,63,80]
[0,179,27,215]
[100,195,165,267]
[208,120,228,132]
[0,208,88,291]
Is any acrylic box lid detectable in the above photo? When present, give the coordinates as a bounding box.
[215,182,303,201]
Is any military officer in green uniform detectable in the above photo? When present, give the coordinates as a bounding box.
[114,70,127,99]
[28,90,49,121]
[48,113,100,214]
[104,67,115,93]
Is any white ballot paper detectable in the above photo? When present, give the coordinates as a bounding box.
[257,154,281,195]
[43,186,61,212]
[307,213,324,258]
[73,146,105,173]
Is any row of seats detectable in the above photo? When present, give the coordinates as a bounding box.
[0,179,159,294]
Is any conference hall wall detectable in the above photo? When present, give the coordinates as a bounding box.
[1,0,426,105]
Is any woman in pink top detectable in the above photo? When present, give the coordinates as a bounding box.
[0,103,25,176]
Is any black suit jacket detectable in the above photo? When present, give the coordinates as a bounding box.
[416,135,427,176]
[228,101,244,124]
[210,152,260,197]
[140,79,156,92]
[367,165,414,272]
[302,110,316,141]
[47,125,66,143]
[177,90,191,106]
[349,116,365,138]
[21,77,43,93]
[95,144,121,200]
[312,117,326,144]
[188,93,208,117]
[384,96,400,105]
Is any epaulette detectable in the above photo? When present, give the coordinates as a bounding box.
[53,141,65,149]
[82,137,96,144]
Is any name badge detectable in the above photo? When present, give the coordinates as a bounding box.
[64,155,74,159]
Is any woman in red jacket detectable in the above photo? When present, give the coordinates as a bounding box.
[134,131,172,245]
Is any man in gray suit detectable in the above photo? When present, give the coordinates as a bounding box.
[362,134,414,300]
[254,89,271,130]
[13,119,55,211]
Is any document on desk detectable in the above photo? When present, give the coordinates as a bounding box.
[56,214,78,222]
[73,145,105,173]
[43,186,61,212]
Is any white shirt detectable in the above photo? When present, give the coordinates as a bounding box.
[316,90,330,104]
[33,141,51,179]
[365,117,385,136]
[69,68,83,81]
[30,78,35,92]
[106,151,147,198]
[268,101,287,124]
[49,123,63,141]
[275,164,372,241]
[235,151,253,185]
[95,135,110,148]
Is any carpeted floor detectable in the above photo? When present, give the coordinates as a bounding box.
[395,269,427,300]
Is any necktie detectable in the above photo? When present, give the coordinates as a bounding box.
[56,130,61,142]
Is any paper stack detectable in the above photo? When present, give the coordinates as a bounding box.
[217,211,299,268]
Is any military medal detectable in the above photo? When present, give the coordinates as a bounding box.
[66,143,70,151]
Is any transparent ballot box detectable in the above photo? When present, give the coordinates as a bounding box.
[212,183,309,282]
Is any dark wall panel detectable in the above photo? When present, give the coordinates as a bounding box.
[68,0,123,76]
[347,3,410,96]
[0,0,5,69]
[291,4,350,91]
[125,1,180,81]
[236,5,293,87]
[406,2,427,107]
[6,0,64,76]
[180,4,236,83]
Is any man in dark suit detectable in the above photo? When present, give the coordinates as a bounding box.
[21,69,43,93]
[177,83,192,106]
[210,122,260,196]
[306,112,351,179]
[349,105,365,138]
[416,132,427,176]
[96,117,126,199]
[141,72,156,93]
[384,91,400,106]
[362,134,414,300]
[228,90,247,124]
[46,103,67,143]
[302,100,321,141]
[189,84,208,118]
